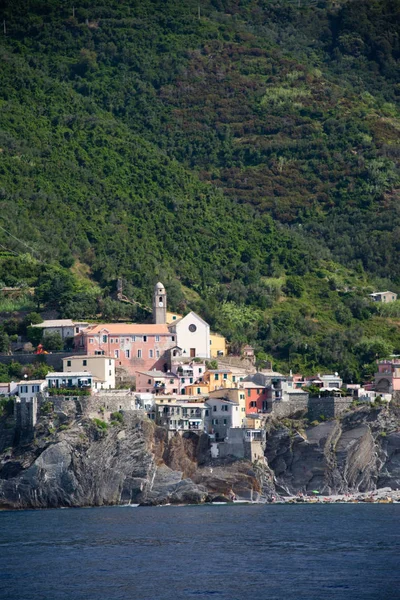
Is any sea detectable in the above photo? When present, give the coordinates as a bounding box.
[1,504,399,600]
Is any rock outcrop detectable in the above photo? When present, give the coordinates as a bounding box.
[265,405,400,495]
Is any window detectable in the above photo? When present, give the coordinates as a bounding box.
[67,360,71,367]
[240,394,245,400]
[256,389,260,394]
[148,379,151,384]
[212,419,218,425]
[114,350,119,359]
[250,401,257,408]
[149,349,153,358]
[171,336,175,342]
[20,385,28,394]
[137,349,142,358]
[190,378,193,384]
[89,338,93,344]
[233,376,236,382]
[247,389,251,397]
[197,387,201,394]
[242,407,245,412]
[109,370,112,376]
[83,360,87,366]
[109,359,112,366]
[181,378,185,384]
[198,368,202,374]
[75,327,79,334]
[126,338,129,343]
[125,349,130,359]
[213,405,217,412]
[223,373,227,380]
[189,324,197,332]
[173,316,176,320]
[102,335,107,343]
[170,379,174,384]
[205,409,209,416]
[223,419,227,425]
[132,336,136,342]
[143,336,147,342]
[156,350,160,358]
[110,339,114,344]
[221,405,228,412]
[214,374,219,380]
[155,335,160,342]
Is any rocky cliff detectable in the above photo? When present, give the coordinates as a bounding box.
[265,404,400,495]
[0,404,274,509]
[0,401,399,509]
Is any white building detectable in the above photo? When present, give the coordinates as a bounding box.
[46,372,95,391]
[168,311,210,359]
[0,381,18,396]
[204,397,246,441]
[369,291,397,303]
[17,380,46,400]
[63,355,115,389]
[31,319,89,340]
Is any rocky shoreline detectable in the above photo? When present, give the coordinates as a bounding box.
[0,403,399,510]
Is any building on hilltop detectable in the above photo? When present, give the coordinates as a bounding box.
[369,291,398,303]
[31,319,89,340]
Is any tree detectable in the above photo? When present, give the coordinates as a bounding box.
[283,276,305,298]
[27,326,43,347]
[42,333,64,353]
[0,330,10,354]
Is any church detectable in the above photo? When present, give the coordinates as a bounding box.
[76,282,211,378]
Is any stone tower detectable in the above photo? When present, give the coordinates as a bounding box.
[153,281,167,324]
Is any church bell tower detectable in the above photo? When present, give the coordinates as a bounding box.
[153,282,167,324]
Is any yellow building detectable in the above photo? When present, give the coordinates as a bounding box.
[184,382,210,396]
[209,332,227,358]
[166,311,183,325]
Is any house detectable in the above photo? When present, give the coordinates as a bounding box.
[31,319,89,340]
[203,369,234,391]
[209,332,227,358]
[0,381,18,396]
[170,360,206,394]
[374,359,400,393]
[242,381,269,413]
[153,398,208,432]
[75,323,176,377]
[166,311,183,325]
[204,396,246,441]
[369,291,398,303]
[168,311,210,359]
[63,355,115,389]
[184,382,210,396]
[136,370,179,395]
[242,345,255,359]
[304,373,343,391]
[46,372,95,391]
[16,379,46,399]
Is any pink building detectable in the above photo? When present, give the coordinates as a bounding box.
[375,359,400,393]
[170,360,206,394]
[136,370,180,395]
[75,324,176,378]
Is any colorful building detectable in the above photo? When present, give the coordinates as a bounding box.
[242,382,269,413]
[136,370,180,395]
[75,323,176,377]
[209,333,227,358]
[375,359,400,393]
[63,355,116,389]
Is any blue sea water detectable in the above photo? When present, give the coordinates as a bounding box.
[0,504,399,600]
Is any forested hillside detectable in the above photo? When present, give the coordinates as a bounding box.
[0,0,400,381]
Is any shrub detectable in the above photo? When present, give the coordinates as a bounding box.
[93,418,108,430]
[110,411,123,423]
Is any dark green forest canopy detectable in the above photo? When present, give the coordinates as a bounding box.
[0,0,400,380]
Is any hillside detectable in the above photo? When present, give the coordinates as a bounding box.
[0,0,400,380]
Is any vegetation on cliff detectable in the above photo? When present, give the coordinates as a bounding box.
[0,0,400,380]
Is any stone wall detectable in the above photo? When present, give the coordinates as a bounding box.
[271,395,308,418]
[307,396,353,421]
[0,352,80,370]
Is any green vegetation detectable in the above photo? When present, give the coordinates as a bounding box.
[110,411,124,424]
[0,1,399,381]
[93,418,108,430]
[47,388,91,397]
